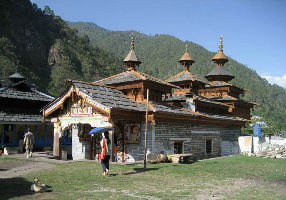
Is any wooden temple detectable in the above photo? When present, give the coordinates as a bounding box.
[0,73,54,152]
[42,35,255,162]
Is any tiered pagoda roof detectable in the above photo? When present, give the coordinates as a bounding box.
[94,70,178,89]
[166,70,206,84]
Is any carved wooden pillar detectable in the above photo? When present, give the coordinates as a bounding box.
[53,124,62,159]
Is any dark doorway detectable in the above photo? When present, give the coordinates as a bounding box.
[174,141,183,154]
[206,139,212,154]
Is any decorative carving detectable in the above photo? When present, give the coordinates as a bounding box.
[124,122,141,144]
[77,123,92,141]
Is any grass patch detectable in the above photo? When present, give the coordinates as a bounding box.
[0,155,285,199]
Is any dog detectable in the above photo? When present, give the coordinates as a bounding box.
[30,177,47,192]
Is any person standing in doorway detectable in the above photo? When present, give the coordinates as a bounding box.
[100,131,111,175]
[24,128,34,158]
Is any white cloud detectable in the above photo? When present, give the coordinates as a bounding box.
[261,74,286,89]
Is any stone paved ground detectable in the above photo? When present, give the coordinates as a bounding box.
[0,151,74,179]
[0,162,55,179]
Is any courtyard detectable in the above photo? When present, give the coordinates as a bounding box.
[0,155,285,200]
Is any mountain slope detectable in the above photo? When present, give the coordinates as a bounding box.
[0,0,124,96]
[68,22,286,132]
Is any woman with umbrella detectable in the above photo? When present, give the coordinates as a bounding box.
[100,131,111,175]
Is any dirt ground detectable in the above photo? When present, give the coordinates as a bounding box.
[0,159,34,170]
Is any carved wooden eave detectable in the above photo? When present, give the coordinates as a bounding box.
[42,83,111,120]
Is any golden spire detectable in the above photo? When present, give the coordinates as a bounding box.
[186,44,188,52]
[219,35,223,51]
[131,32,135,50]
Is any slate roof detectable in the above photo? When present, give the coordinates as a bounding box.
[207,95,257,106]
[179,52,194,63]
[94,70,179,88]
[163,94,227,106]
[166,70,206,83]
[123,49,141,63]
[0,111,46,123]
[207,95,238,101]
[44,80,247,122]
[212,50,229,62]
[73,81,146,112]
[205,66,234,80]
[8,73,26,81]
[149,101,202,116]
[200,112,248,122]
[0,82,54,102]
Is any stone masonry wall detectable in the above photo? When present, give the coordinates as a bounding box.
[154,122,241,158]
[123,121,241,162]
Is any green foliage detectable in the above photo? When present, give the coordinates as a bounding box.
[0,0,124,96]
[1,1,285,132]
[0,37,17,79]
[69,22,286,132]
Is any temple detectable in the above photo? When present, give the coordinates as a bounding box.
[0,72,54,152]
[42,35,255,162]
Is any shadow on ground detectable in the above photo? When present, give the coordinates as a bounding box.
[122,167,159,175]
[0,177,34,200]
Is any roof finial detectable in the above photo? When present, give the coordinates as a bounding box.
[16,60,19,73]
[131,32,135,50]
[186,44,188,52]
[219,35,223,51]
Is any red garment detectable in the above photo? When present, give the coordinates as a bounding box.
[99,139,106,160]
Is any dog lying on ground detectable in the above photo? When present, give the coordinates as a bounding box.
[30,177,48,192]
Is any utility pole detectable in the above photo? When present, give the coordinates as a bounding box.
[144,88,149,169]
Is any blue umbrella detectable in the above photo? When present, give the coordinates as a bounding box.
[89,127,113,135]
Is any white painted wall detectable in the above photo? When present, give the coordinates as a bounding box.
[238,136,252,153]
[239,136,286,153]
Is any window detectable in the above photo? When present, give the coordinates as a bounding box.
[205,139,212,154]
[174,141,183,154]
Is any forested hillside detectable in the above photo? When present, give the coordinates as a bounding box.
[68,22,286,132]
[0,0,124,96]
[0,0,285,132]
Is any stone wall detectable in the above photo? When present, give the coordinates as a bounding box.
[72,124,90,160]
[239,135,286,153]
[154,122,193,155]
[152,122,240,159]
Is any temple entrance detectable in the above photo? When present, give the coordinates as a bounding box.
[90,133,101,160]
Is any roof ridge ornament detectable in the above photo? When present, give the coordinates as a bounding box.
[178,43,194,71]
[219,35,223,51]
[123,33,141,71]
[211,35,229,67]
[131,32,135,50]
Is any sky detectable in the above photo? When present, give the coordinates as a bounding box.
[31,0,286,88]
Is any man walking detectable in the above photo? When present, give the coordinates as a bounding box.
[24,128,34,158]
